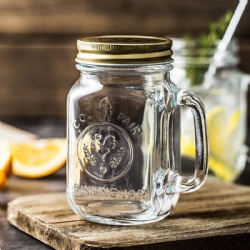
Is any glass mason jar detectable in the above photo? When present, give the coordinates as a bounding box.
[66,36,209,225]
[171,38,249,182]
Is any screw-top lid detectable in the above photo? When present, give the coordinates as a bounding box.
[76,35,173,65]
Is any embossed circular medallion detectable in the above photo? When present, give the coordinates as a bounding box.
[77,122,133,182]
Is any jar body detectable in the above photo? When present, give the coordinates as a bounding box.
[66,65,181,225]
[67,62,208,225]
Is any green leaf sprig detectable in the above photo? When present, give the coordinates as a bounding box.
[183,10,233,86]
[185,10,233,48]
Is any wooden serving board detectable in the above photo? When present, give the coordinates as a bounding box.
[7,180,250,250]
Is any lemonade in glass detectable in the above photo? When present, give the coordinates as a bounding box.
[181,86,248,181]
[171,37,249,181]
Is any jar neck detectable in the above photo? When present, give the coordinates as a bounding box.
[76,62,173,74]
[76,62,173,87]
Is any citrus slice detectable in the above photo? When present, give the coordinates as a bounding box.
[11,138,66,178]
[208,106,241,181]
[209,157,237,182]
[181,105,241,181]
[0,169,7,190]
[207,105,227,158]
[181,134,196,158]
[0,140,12,176]
[207,106,240,159]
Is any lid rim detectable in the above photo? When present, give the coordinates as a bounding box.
[76,35,172,64]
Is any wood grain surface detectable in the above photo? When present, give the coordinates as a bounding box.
[7,180,250,250]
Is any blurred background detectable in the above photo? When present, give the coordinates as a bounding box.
[0,0,249,120]
[1,0,250,185]
[1,2,250,247]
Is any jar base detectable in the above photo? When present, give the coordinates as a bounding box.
[80,213,170,226]
[67,193,172,226]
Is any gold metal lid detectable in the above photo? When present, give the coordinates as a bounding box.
[76,35,173,64]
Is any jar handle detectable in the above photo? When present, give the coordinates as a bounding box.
[175,89,209,193]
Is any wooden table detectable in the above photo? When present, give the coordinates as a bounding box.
[0,172,65,250]
[1,174,250,250]
[0,119,66,250]
[1,120,250,249]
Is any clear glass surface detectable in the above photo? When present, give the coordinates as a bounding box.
[66,63,208,225]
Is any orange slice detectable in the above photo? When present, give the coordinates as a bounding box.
[0,141,12,176]
[11,138,66,178]
[0,169,7,190]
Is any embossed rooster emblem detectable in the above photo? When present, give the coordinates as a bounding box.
[83,132,126,175]
[80,97,130,177]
